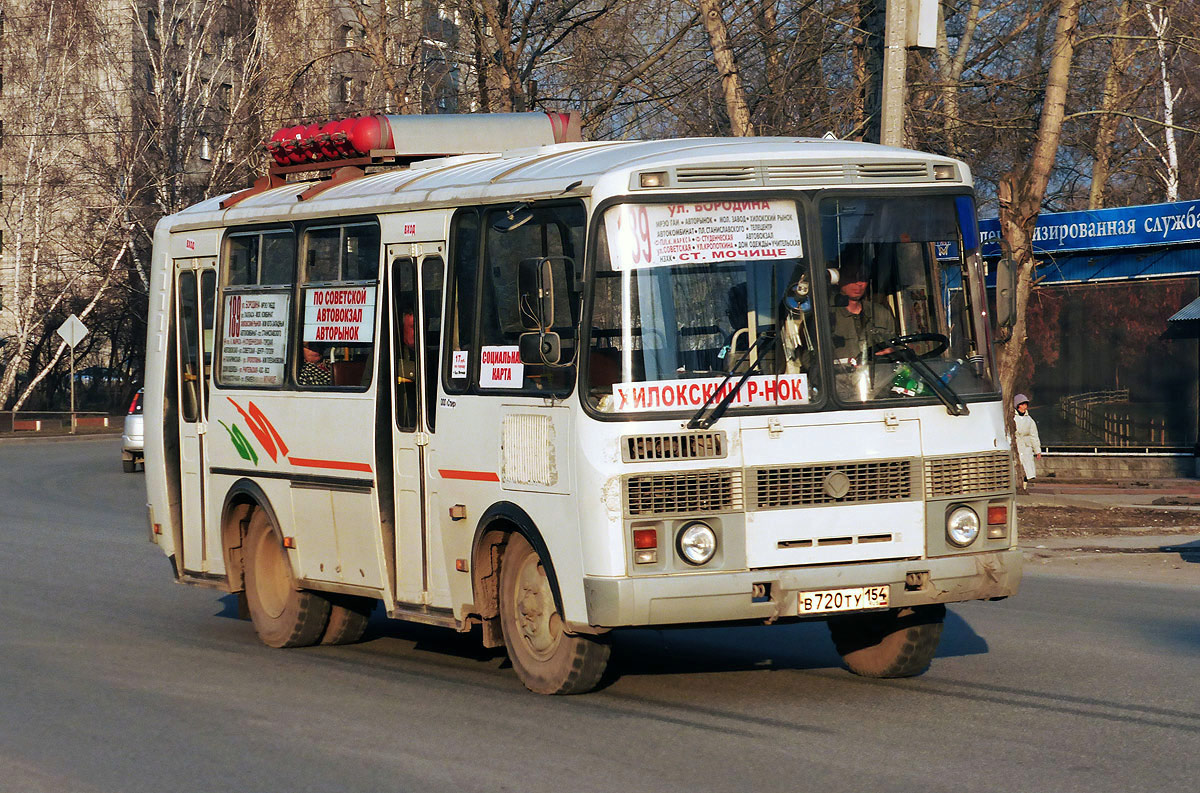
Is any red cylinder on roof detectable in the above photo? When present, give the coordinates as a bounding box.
[284,125,307,165]
[301,123,324,161]
[326,119,352,158]
[316,120,341,160]
[346,115,393,156]
[266,127,291,166]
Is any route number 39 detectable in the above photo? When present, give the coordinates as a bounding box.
[629,206,652,264]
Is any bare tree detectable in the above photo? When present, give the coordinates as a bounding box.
[1087,0,1140,208]
[994,0,1085,408]
[0,1,134,409]
[1136,0,1182,201]
[697,0,754,135]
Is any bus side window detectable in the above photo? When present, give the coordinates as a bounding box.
[422,256,444,430]
[444,210,479,395]
[296,222,380,390]
[217,229,294,389]
[477,202,583,393]
[178,271,201,421]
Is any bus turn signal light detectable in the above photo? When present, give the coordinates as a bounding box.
[633,528,658,564]
[633,529,657,549]
[987,504,1008,539]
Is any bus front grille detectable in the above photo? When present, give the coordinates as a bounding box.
[674,165,757,184]
[625,470,743,516]
[623,431,726,462]
[924,452,1013,498]
[766,163,847,184]
[852,162,931,181]
[749,459,915,509]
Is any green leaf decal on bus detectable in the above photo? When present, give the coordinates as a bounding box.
[219,421,259,466]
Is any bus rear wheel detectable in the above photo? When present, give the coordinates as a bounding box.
[828,603,945,678]
[498,533,610,695]
[244,508,331,648]
[321,594,374,645]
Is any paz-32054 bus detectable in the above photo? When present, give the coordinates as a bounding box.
[144,112,1019,694]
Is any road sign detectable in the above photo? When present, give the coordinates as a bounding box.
[56,314,89,348]
[56,314,89,434]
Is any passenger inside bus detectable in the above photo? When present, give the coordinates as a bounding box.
[395,297,417,382]
[298,342,334,386]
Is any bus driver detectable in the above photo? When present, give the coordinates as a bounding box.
[829,246,896,400]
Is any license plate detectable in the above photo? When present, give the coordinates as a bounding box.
[798,585,889,615]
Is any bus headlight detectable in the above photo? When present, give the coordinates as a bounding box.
[946,506,981,547]
[677,522,718,566]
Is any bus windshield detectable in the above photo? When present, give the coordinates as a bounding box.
[585,195,996,415]
[819,194,996,405]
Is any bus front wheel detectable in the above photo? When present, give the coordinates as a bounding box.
[244,508,331,648]
[828,604,945,678]
[498,533,610,695]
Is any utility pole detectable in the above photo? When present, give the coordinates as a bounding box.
[879,0,908,147]
[874,0,937,147]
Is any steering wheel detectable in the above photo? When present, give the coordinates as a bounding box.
[869,333,949,362]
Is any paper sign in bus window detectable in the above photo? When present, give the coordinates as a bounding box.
[220,293,290,386]
[605,200,803,270]
[452,350,469,378]
[480,346,524,388]
[303,286,376,343]
[610,374,809,412]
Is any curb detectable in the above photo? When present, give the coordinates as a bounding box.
[1020,540,1200,557]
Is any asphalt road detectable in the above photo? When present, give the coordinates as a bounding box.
[1,437,1198,793]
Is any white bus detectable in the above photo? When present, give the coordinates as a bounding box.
[144,112,1020,694]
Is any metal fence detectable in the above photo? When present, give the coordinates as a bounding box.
[0,411,114,433]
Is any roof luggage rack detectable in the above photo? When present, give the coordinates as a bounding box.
[220,111,581,210]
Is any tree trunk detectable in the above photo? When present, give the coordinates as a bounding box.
[934,0,983,155]
[698,0,754,136]
[996,0,1084,418]
[1088,0,1136,209]
[1144,2,1180,202]
[752,0,782,133]
[478,0,525,112]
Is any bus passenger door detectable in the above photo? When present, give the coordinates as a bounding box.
[387,251,444,606]
[175,260,216,573]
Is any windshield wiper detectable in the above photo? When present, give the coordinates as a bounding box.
[902,355,969,416]
[687,330,777,429]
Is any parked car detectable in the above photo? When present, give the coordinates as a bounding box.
[122,389,144,473]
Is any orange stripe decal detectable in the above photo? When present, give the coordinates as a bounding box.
[439,469,500,482]
[288,457,374,474]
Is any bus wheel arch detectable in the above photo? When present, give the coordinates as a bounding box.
[471,503,610,694]
[470,503,564,647]
[220,479,283,593]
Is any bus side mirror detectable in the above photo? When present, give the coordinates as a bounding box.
[539,259,555,328]
[519,331,561,365]
[996,258,1017,329]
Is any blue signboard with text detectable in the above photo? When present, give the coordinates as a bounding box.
[980,199,1200,258]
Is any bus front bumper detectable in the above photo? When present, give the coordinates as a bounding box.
[581,549,1020,629]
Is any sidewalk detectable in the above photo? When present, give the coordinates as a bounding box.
[1018,478,1200,558]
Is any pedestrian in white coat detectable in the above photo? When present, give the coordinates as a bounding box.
[1013,393,1041,490]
